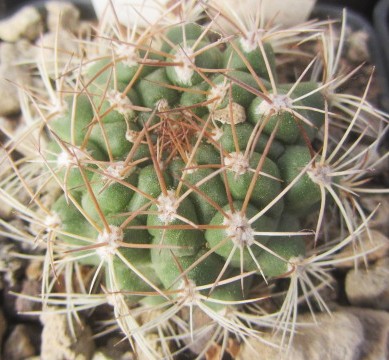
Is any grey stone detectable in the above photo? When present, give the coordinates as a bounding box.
[35,31,81,77]
[0,242,24,290]
[4,324,37,360]
[345,257,389,310]
[361,195,389,236]
[0,69,22,115]
[46,2,81,33]
[346,307,389,360]
[0,40,35,65]
[0,6,43,42]
[237,311,365,360]
[0,41,34,116]
[180,306,216,355]
[237,307,389,360]
[335,230,389,268]
[40,310,95,360]
[15,279,41,314]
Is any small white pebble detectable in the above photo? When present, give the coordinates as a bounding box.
[0,6,43,42]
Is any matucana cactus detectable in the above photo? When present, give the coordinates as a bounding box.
[1,1,388,358]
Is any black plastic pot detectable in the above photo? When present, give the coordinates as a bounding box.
[313,4,389,112]
[374,0,389,79]
[318,0,380,20]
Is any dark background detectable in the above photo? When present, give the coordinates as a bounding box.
[320,0,380,20]
[0,0,383,22]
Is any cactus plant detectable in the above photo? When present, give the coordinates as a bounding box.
[0,1,388,358]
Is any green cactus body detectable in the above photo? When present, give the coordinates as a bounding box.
[44,19,324,315]
[279,81,325,141]
[91,82,140,124]
[49,94,94,145]
[46,140,105,194]
[85,47,159,85]
[52,193,100,265]
[204,271,253,311]
[107,256,158,303]
[151,247,225,290]
[191,142,221,165]
[184,167,228,224]
[106,216,151,263]
[161,23,206,53]
[205,201,279,269]
[179,82,210,117]
[247,81,323,145]
[166,39,221,88]
[253,236,305,277]
[277,145,321,213]
[225,151,283,214]
[223,40,276,80]
[147,192,204,257]
[136,68,179,108]
[248,94,300,144]
[209,70,259,112]
[219,122,285,160]
[127,164,173,223]
[89,120,133,160]
[247,214,306,277]
[81,167,138,221]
